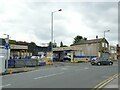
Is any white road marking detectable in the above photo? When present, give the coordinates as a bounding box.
[64,66,72,67]
[61,68,68,70]
[34,72,64,80]
[76,67,89,71]
[84,67,89,69]
[28,67,56,73]
[0,84,11,88]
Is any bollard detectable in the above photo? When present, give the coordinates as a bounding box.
[51,60,53,65]
[9,69,12,75]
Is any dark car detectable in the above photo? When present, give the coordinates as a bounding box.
[53,57,60,62]
[91,58,113,66]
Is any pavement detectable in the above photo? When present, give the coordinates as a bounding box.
[1,62,64,75]
[2,67,37,75]
[103,75,119,89]
[0,62,118,88]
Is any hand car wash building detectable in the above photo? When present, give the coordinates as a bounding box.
[53,38,110,62]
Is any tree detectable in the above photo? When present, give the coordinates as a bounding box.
[60,41,68,47]
[31,42,36,45]
[9,40,16,44]
[53,43,57,48]
[48,41,57,49]
[84,37,87,40]
[29,42,37,55]
[60,41,63,47]
[73,35,87,44]
[48,42,52,48]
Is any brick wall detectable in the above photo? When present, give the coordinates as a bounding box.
[117,44,120,60]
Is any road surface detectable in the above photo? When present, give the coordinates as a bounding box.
[1,61,118,88]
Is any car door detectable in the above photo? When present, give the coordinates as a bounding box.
[100,60,105,65]
[102,60,109,65]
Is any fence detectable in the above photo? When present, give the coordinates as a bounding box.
[8,59,39,68]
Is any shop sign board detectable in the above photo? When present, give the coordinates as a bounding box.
[10,45,28,49]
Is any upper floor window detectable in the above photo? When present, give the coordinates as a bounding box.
[102,42,108,48]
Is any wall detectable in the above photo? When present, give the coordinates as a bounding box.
[71,43,100,57]
[117,44,120,59]
[0,47,8,73]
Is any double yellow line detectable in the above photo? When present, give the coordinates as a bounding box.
[92,73,119,90]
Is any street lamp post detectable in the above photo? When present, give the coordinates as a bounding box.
[51,9,62,61]
[4,34,10,71]
[104,30,110,40]
[103,30,110,57]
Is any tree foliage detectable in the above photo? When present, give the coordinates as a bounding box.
[9,40,16,44]
[60,41,63,47]
[73,35,87,44]
[48,42,52,47]
[48,42,57,48]
[60,41,68,47]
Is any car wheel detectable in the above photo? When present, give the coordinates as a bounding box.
[91,62,95,65]
[109,62,113,65]
[97,62,101,66]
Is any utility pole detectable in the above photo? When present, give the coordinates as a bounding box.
[103,30,110,58]
[51,9,62,61]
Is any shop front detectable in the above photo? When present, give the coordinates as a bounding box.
[10,44,31,58]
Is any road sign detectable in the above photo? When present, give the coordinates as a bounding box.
[4,43,10,50]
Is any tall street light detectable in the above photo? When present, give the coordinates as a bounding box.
[4,34,10,71]
[104,30,110,39]
[103,30,110,56]
[51,9,62,61]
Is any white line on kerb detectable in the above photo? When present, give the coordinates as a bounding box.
[0,84,11,88]
[34,72,64,80]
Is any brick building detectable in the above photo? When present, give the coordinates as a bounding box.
[0,38,50,57]
[117,44,120,60]
[53,38,110,62]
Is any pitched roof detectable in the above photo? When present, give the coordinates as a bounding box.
[71,38,108,46]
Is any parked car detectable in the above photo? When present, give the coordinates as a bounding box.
[31,56,40,59]
[91,58,113,66]
[63,55,71,61]
[88,57,98,62]
[53,57,59,62]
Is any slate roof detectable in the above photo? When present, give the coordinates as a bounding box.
[71,38,108,46]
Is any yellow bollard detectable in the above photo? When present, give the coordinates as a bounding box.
[9,69,12,75]
[46,61,49,65]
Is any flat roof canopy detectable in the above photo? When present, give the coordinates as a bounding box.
[10,44,28,50]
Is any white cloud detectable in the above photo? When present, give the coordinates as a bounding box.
[0,0,118,46]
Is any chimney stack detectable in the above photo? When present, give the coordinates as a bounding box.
[96,35,98,39]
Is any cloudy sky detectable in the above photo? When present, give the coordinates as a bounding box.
[0,0,118,46]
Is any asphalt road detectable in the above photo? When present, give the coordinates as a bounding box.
[1,61,118,88]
